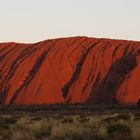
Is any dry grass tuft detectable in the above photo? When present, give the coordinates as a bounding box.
[0,107,140,140]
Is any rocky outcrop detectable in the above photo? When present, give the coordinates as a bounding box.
[0,37,140,105]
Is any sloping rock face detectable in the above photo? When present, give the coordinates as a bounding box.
[0,37,140,105]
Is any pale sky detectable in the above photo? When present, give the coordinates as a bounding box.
[0,0,139,43]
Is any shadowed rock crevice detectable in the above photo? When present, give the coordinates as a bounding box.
[8,41,58,104]
[9,49,50,105]
[62,41,99,99]
[0,44,18,61]
[0,87,9,104]
[4,47,37,83]
[0,46,37,102]
[87,53,138,104]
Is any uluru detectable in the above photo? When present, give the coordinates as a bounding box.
[0,36,140,105]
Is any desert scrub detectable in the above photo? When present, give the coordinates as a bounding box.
[11,130,35,140]
[0,115,16,139]
[107,123,133,140]
[0,115,16,125]
[130,120,140,140]
[0,107,140,140]
[10,118,52,139]
[0,124,11,140]
[51,122,106,140]
[61,117,74,123]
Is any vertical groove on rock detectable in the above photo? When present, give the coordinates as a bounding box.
[9,41,57,104]
[62,41,100,99]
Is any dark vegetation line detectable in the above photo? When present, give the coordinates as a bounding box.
[0,103,140,112]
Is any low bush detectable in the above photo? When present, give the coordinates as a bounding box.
[107,123,133,140]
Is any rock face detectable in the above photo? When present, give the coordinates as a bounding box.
[0,37,140,105]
